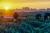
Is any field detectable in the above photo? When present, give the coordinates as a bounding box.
[0,11,50,33]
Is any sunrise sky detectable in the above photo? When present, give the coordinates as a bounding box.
[0,0,50,16]
[0,0,50,9]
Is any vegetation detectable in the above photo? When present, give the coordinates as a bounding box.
[0,12,50,33]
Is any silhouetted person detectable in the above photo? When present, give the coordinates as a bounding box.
[13,12,19,22]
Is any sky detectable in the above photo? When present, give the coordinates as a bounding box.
[0,0,50,16]
[0,0,50,9]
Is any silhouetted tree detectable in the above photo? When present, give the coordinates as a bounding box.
[44,13,50,21]
[0,12,3,22]
[13,12,19,22]
[35,14,41,20]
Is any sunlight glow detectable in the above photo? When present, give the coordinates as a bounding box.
[1,3,12,16]
[2,3,11,10]
[4,6,10,10]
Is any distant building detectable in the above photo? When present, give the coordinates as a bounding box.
[47,8,50,11]
[39,8,46,11]
[31,8,37,12]
[23,7,30,10]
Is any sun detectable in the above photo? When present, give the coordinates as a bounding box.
[2,3,11,10]
[4,6,9,10]
[4,5,11,10]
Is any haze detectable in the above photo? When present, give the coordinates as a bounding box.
[0,0,50,9]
